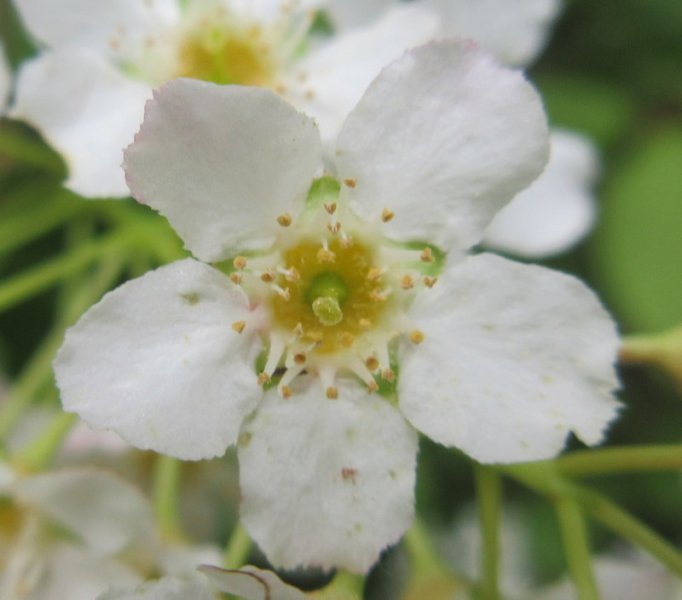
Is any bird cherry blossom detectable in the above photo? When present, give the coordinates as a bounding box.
[54,41,621,572]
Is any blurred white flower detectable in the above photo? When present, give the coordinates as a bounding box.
[0,44,10,110]
[54,41,620,573]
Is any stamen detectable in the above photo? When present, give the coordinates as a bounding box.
[359,318,372,330]
[257,372,271,386]
[409,329,425,344]
[324,202,337,215]
[367,381,379,394]
[343,178,357,188]
[277,213,292,227]
[365,356,379,371]
[263,335,286,377]
[340,332,355,348]
[272,284,290,301]
[400,275,414,290]
[381,208,395,223]
[230,272,243,285]
[277,266,301,282]
[233,256,247,270]
[231,320,246,334]
[420,247,434,263]
[326,387,339,400]
[340,233,353,248]
[366,267,384,282]
[293,352,306,365]
[327,221,342,235]
[317,247,336,263]
[369,287,391,302]
[424,276,438,288]
[292,322,304,338]
[260,270,276,283]
[381,368,395,382]
[280,385,293,398]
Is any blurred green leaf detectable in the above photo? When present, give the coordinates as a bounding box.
[592,129,682,332]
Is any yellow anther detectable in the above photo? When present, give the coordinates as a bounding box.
[231,320,246,334]
[369,288,389,303]
[260,271,276,283]
[381,208,395,223]
[366,267,382,282]
[307,330,324,342]
[424,276,438,288]
[233,256,247,270]
[409,329,425,344]
[257,372,271,386]
[365,356,379,371]
[292,322,304,337]
[280,266,300,282]
[326,387,339,400]
[277,213,292,227]
[344,178,357,188]
[281,385,293,399]
[340,234,354,248]
[367,380,379,394]
[272,284,290,301]
[324,202,337,215]
[230,272,243,285]
[293,352,306,365]
[317,248,336,264]
[420,247,434,263]
[381,369,396,382]
[340,332,355,348]
[400,275,414,290]
[359,318,372,330]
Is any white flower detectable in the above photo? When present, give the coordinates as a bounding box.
[0,44,10,110]
[11,0,439,197]
[54,41,620,573]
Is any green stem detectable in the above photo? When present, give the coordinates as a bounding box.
[0,228,132,312]
[403,518,447,577]
[475,465,501,600]
[153,455,184,541]
[223,523,252,569]
[554,496,600,600]
[16,412,78,471]
[311,571,364,600]
[558,445,682,477]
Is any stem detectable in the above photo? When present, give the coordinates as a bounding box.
[16,412,77,471]
[310,571,364,600]
[0,229,131,312]
[554,496,600,600]
[223,523,252,569]
[558,445,682,477]
[403,518,447,577]
[475,465,501,600]
[153,455,184,541]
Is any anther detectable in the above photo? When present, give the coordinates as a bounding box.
[420,247,434,263]
[278,266,300,282]
[381,208,395,223]
[324,202,337,215]
[366,267,383,282]
[344,178,357,188]
[326,387,339,400]
[230,273,243,285]
[359,318,372,330]
[424,276,438,288]
[272,284,290,301]
[317,248,336,264]
[233,256,247,270]
[369,288,391,302]
[257,372,271,386]
[365,356,379,371]
[293,352,306,365]
[260,270,276,283]
[367,381,379,394]
[231,321,246,334]
[340,233,354,248]
[292,322,304,337]
[401,275,414,290]
[409,329,425,344]
[277,213,292,227]
[327,222,342,235]
[281,385,293,399]
[381,369,396,382]
[340,332,355,348]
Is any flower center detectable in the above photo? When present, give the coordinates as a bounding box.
[270,238,392,354]
[178,23,276,86]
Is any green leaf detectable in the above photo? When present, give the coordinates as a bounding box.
[592,129,682,332]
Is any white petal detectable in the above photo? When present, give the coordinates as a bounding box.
[324,0,397,31]
[11,48,151,197]
[399,253,621,463]
[239,377,418,573]
[199,565,306,600]
[13,0,179,61]
[336,40,549,251]
[484,130,599,258]
[124,79,322,262]
[424,0,561,66]
[13,468,154,555]
[98,576,214,600]
[31,543,142,600]
[0,44,10,110]
[287,3,439,144]
[54,259,263,460]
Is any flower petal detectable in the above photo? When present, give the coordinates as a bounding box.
[287,3,439,144]
[54,259,263,460]
[124,79,322,262]
[324,0,396,30]
[336,40,549,251]
[98,576,214,600]
[424,0,561,66]
[199,565,306,600]
[484,130,599,258]
[11,48,151,197]
[399,253,621,463]
[239,377,418,573]
[13,468,154,555]
[13,0,179,60]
